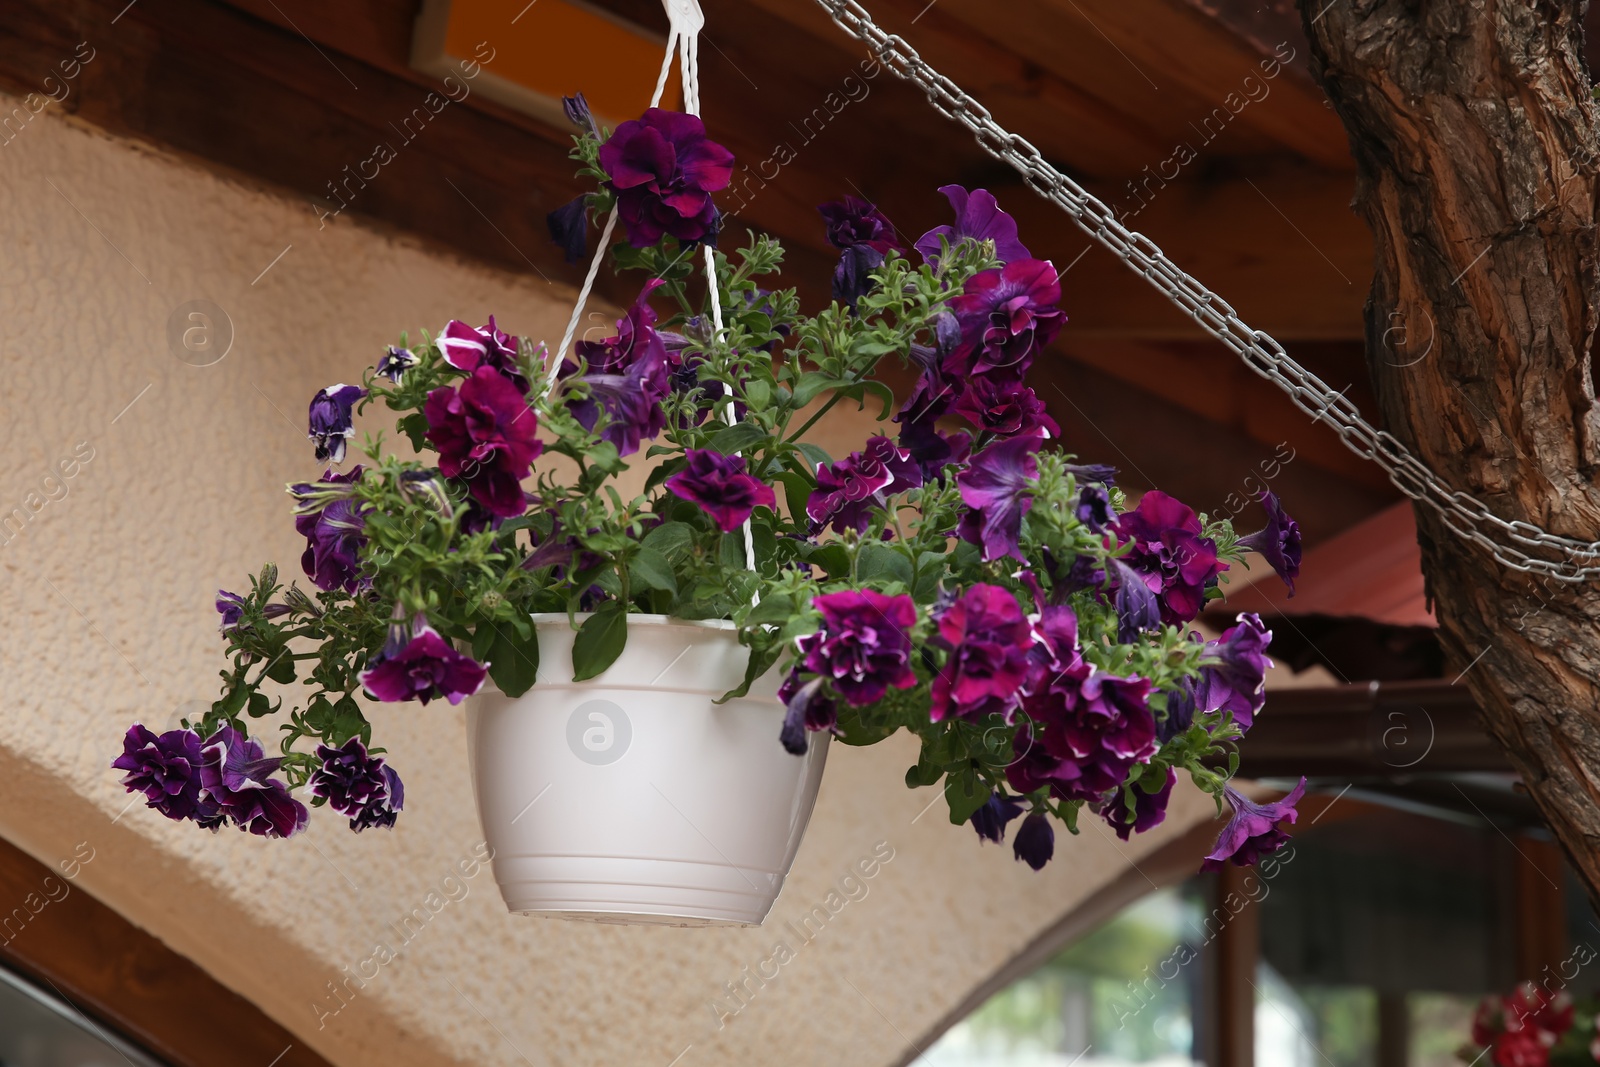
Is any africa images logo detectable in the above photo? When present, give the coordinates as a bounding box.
[566,699,632,765]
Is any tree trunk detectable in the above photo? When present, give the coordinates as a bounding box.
[1299,0,1600,907]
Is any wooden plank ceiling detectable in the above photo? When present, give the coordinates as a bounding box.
[0,0,1405,545]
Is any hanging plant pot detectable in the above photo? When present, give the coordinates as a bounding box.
[466,614,830,926]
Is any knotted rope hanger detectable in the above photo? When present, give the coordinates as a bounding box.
[551,0,757,578]
[807,0,1600,583]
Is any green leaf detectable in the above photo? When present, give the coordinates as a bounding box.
[719,641,783,702]
[944,769,989,825]
[744,379,772,409]
[857,545,913,586]
[327,696,371,747]
[485,623,540,697]
[747,592,796,626]
[793,371,847,408]
[795,442,833,470]
[720,530,748,571]
[776,472,813,525]
[397,412,430,451]
[264,650,297,684]
[246,691,275,719]
[642,520,694,559]
[905,761,942,788]
[571,602,628,682]
[709,422,767,456]
[628,547,677,595]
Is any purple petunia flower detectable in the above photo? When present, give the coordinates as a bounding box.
[437,317,528,393]
[216,590,246,632]
[1157,673,1198,743]
[292,467,369,594]
[898,419,971,485]
[1108,557,1161,643]
[929,584,1035,722]
[1201,778,1305,871]
[831,244,889,308]
[1111,490,1227,626]
[197,727,308,839]
[957,434,1041,561]
[562,92,598,136]
[361,615,487,706]
[915,186,1032,267]
[949,259,1065,383]
[777,671,838,756]
[952,376,1059,439]
[1076,484,1113,534]
[1027,670,1158,802]
[796,589,920,705]
[112,725,216,824]
[424,366,543,518]
[598,108,734,247]
[1012,812,1055,870]
[1065,462,1118,486]
[310,736,405,832]
[1196,613,1273,731]
[559,280,672,455]
[308,383,366,465]
[1103,768,1177,841]
[665,449,775,532]
[971,790,1025,845]
[1237,490,1302,596]
[818,196,904,254]
[808,436,922,535]
[547,195,591,265]
[376,346,418,385]
[573,279,669,376]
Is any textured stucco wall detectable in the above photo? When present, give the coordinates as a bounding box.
[0,99,1223,1067]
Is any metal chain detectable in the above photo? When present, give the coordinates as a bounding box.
[810,0,1600,582]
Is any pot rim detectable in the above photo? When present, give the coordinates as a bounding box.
[526,612,736,633]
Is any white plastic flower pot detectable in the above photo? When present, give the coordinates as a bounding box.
[465,614,829,926]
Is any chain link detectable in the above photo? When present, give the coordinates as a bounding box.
[811,0,1600,582]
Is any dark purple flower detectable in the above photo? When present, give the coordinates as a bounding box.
[572,279,669,376]
[949,259,1065,382]
[796,589,919,704]
[398,468,453,516]
[1027,670,1158,802]
[929,584,1035,722]
[1237,491,1302,596]
[437,317,529,393]
[1013,812,1055,870]
[778,672,838,755]
[1005,723,1072,797]
[915,186,1032,266]
[808,436,922,535]
[566,359,671,457]
[971,791,1024,845]
[818,196,904,254]
[1077,484,1113,534]
[832,243,888,308]
[952,376,1059,438]
[1111,490,1227,626]
[1157,673,1198,743]
[1202,778,1305,871]
[376,346,418,384]
[1104,768,1177,841]
[957,434,1041,561]
[293,467,369,593]
[897,419,971,484]
[599,108,734,247]
[113,725,215,824]
[310,736,405,832]
[1108,557,1161,643]
[1196,613,1273,731]
[308,383,366,465]
[197,727,308,839]
[361,615,487,705]
[424,366,543,518]
[1025,602,1087,694]
[216,590,246,632]
[548,195,590,265]
[665,449,776,532]
[562,91,598,136]
[1065,462,1117,486]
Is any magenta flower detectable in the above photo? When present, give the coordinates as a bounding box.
[113,725,217,825]
[1237,490,1302,596]
[1201,778,1305,871]
[1103,768,1177,841]
[929,584,1035,722]
[1027,670,1158,802]
[778,671,838,756]
[1111,490,1226,626]
[197,727,308,839]
[310,737,405,832]
[293,467,369,594]
[307,383,366,465]
[957,434,1041,561]
[898,419,971,484]
[665,449,775,532]
[424,366,543,518]
[915,186,1032,266]
[437,317,528,393]
[1196,613,1273,730]
[797,589,919,704]
[953,376,1059,439]
[565,353,671,456]
[949,259,1065,382]
[808,435,921,535]
[599,108,734,247]
[1012,812,1054,870]
[360,616,487,706]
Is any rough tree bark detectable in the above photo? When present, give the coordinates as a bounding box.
[1299,0,1600,903]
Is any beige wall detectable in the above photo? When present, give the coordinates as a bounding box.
[0,98,1224,1066]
